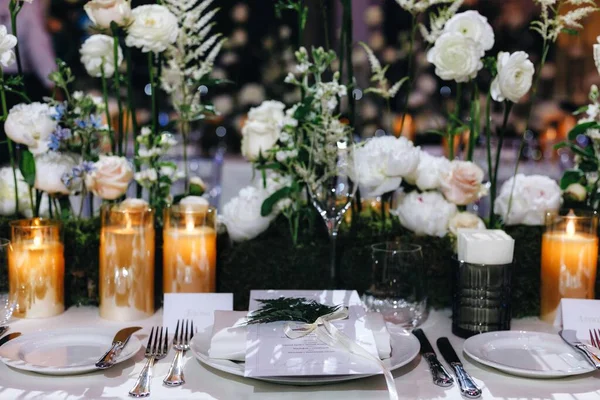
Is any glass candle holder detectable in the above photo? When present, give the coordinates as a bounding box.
[100,199,155,321]
[452,259,512,338]
[541,210,598,323]
[8,219,64,318]
[163,204,217,293]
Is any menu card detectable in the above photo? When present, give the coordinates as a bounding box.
[554,298,600,340]
[244,290,381,377]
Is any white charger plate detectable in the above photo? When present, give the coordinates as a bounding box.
[463,331,596,378]
[190,322,420,385]
[0,327,142,375]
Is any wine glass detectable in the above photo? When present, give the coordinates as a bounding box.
[0,239,16,326]
[307,138,357,288]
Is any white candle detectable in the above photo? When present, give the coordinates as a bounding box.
[457,229,515,265]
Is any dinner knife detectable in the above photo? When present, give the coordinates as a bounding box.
[437,337,482,399]
[559,329,600,369]
[413,329,454,387]
[0,332,20,347]
[95,326,142,369]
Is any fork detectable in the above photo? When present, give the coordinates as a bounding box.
[129,326,169,398]
[590,329,600,349]
[163,319,194,386]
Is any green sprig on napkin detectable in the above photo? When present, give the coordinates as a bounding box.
[247,297,342,324]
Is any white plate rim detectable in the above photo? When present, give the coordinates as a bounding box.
[463,330,596,378]
[0,327,142,375]
[190,322,420,385]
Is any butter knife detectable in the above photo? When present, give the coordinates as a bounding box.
[95,326,142,369]
[437,337,481,399]
[559,329,600,369]
[413,329,453,387]
[0,332,21,347]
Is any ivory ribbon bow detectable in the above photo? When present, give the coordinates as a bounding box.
[284,308,398,400]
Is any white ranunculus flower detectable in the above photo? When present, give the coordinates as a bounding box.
[241,100,286,161]
[351,136,420,197]
[443,11,495,51]
[391,191,458,237]
[80,34,123,78]
[405,151,451,191]
[494,174,561,226]
[125,5,179,53]
[84,0,132,29]
[222,186,275,242]
[491,51,535,103]
[85,155,133,200]
[5,102,57,155]
[0,167,32,216]
[448,212,486,236]
[0,25,17,67]
[34,152,80,195]
[426,32,484,83]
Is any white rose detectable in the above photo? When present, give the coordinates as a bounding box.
[494,174,561,226]
[241,100,286,161]
[491,51,535,103]
[125,5,179,53]
[222,186,275,242]
[443,11,495,51]
[34,152,80,195]
[80,34,123,78]
[0,167,32,216]
[426,32,484,83]
[440,161,486,205]
[84,0,132,29]
[391,191,458,237]
[0,25,17,67]
[5,102,57,155]
[405,151,451,191]
[85,155,133,200]
[448,212,486,236]
[352,136,420,197]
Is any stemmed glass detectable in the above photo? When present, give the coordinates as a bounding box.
[0,239,16,326]
[307,138,358,288]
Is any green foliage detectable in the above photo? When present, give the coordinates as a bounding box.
[247,297,340,324]
[18,150,35,187]
[560,169,585,190]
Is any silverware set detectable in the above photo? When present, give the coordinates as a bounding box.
[413,329,482,399]
[559,329,600,369]
[589,329,600,349]
[129,320,196,397]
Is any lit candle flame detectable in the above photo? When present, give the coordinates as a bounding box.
[33,231,42,247]
[566,219,576,237]
[125,213,132,230]
[185,215,195,232]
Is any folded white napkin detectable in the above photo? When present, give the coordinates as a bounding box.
[208,310,391,361]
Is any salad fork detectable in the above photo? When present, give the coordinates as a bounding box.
[163,319,194,386]
[129,326,169,398]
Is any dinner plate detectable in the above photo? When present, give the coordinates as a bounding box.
[0,327,142,375]
[190,322,420,385]
[463,331,596,378]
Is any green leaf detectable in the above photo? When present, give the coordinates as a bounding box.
[573,105,590,115]
[560,169,584,190]
[562,28,579,36]
[260,186,292,217]
[19,149,36,187]
[554,142,595,159]
[568,121,597,140]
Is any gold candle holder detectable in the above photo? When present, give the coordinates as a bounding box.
[100,199,154,321]
[541,210,599,323]
[163,203,217,293]
[8,219,64,318]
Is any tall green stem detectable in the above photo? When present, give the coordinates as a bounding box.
[9,2,23,79]
[485,90,493,186]
[125,47,142,198]
[182,120,190,192]
[342,0,355,126]
[448,82,463,160]
[100,65,115,153]
[148,52,158,136]
[1,68,18,214]
[399,14,418,135]
[467,81,479,161]
[113,35,124,156]
[489,102,514,228]
[320,0,330,50]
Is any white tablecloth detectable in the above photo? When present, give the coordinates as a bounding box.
[0,307,599,400]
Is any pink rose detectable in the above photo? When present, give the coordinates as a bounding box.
[84,0,132,29]
[441,161,486,205]
[86,156,133,200]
